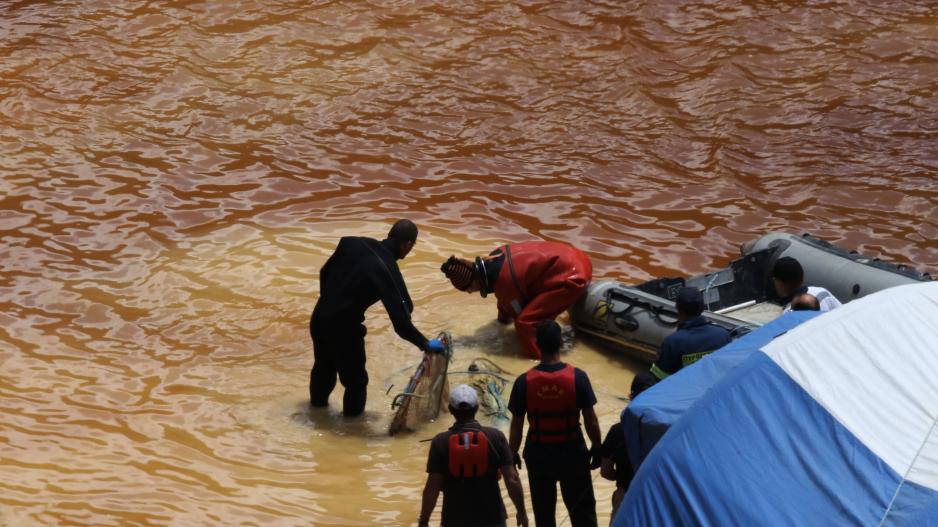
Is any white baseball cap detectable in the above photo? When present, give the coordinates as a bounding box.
[449,384,479,409]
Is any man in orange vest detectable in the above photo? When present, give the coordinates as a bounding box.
[508,320,602,527]
[419,384,529,527]
[441,241,592,359]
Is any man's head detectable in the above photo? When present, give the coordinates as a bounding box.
[441,256,483,295]
[630,371,657,400]
[675,286,704,319]
[790,293,820,311]
[387,219,418,259]
[535,319,563,359]
[448,383,479,421]
[771,256,804,298]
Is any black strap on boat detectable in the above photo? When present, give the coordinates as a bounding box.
[604,290,681,327]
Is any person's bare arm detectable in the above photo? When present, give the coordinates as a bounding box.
[418,473,443,527]
[582,406,602,448]
[583,406,603,469]
[509,413,524,458]
[501,465,529,527]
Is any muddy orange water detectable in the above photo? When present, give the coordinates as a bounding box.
[1,1,937,525]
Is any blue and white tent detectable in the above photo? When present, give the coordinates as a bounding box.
[621,310,818,469]
[615,281,938,526]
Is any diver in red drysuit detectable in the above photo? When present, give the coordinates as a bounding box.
[441,241,592,359]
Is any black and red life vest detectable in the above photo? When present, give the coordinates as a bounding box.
[448,431,490,478]
[525,364,580,443]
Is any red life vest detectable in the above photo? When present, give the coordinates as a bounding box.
[448,431,490,478]
[525,364,580,443]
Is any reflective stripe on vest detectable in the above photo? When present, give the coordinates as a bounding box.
[650,362,670,381]
[525,364,579,443]
[681,349,715,368]
[448,431,490,478]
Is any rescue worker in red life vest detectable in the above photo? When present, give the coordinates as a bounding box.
[441,241,592,359]
[419,384,529,527]
[508,320,602,527]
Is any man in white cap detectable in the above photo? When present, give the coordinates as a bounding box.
[419,384,529,527]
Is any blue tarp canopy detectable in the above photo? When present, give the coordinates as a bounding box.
[615,282,938,526]
[621,310,818,469]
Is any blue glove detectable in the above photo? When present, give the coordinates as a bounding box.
[426,338,445,354]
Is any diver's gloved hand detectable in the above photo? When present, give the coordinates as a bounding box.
[426,338,445,354]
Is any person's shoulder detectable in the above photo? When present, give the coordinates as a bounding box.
[573,366,593,383]
[661,329,680,345]
[336,236,369,249]
[482,426,508,441]
[432,427,457,441]
[711,322,732,335]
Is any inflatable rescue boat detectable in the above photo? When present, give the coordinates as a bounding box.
[570,232,932,363]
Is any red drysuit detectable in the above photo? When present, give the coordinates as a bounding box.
[491,241,592,359]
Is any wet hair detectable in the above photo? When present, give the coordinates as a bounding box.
[387,219,418,243]
[772,256,804,285]
[536,319,563,356]
[449,405,477,421]
[791,293,820,311]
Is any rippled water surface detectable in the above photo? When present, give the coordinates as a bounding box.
[1,0,937,525]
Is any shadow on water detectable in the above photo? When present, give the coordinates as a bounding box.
[450,318,520,357]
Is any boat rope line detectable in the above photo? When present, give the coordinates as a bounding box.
[702,271,720,311]
[876,408,938,527]
[596,291,681,328]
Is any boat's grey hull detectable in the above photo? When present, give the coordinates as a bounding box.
[571,232,931,363]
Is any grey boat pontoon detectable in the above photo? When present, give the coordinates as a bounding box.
[570,232,932,363]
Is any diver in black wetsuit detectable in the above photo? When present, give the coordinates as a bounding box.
[310,219,444,416]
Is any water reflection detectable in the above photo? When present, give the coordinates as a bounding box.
[1,0,936,524]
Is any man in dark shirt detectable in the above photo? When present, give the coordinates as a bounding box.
[599,375,651,524]
[310,219,443,416]
[419,384,528,527]
[508,320,602,527]
[772,256,842,313]
[649,286,732,381]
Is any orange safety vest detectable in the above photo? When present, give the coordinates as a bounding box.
[448,431,490,478]
[525,364,580,443]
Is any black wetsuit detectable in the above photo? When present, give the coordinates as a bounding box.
[310,236,428,416]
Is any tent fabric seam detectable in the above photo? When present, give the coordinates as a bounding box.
[878,410,938,527]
